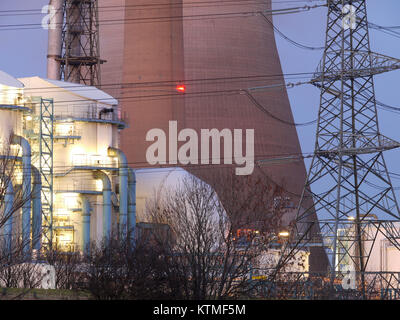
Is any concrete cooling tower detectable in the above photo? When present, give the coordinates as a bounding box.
[98,0,328,272]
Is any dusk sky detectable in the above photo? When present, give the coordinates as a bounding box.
[1,0,400,193]
[271,0,400,192]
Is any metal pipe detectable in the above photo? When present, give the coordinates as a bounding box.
[47,0,63,80]
[80,195,91,254]
[128,168,136,245]
[3,179,14,256]
[108,147,128,238]
[12,135,31,257]
[31,165,42,252]
[93,170,112,240]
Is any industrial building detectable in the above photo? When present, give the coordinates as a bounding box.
[336,220,400,274]
[97,0,328,271]
[0,70,135,254]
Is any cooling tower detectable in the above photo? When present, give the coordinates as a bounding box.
[98,0,328,272]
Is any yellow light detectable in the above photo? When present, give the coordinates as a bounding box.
[15,168,23,185]
[10,144,20,153]
[96,179,103,191]
[70,146,85,155]
[58,231,73,243]
[55,208,69,217]
[348,216,355,220]
[0,84,23,105]
[279,231,290,237]
[63,194,78,209]
[26,115,32,121]
[70,146,113,167]
[70,146,87,165]
[56,122,74,136]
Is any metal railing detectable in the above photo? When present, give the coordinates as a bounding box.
[54,180,100,193]
[54,103,128,124]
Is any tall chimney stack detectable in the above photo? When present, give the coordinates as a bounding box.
[46,0,63,80]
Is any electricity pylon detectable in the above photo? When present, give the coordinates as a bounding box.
[295,0,400,295]
[60,0,105,86]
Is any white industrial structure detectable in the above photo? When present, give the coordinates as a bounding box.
[336,219,400,273]
[0,70,135,255]
[3,68,400,276]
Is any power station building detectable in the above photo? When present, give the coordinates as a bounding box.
[97,0,328,271]
[0,70,135,254]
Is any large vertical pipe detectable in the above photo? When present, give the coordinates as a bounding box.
[108,147,128,239]
[31,166,42,252]
[80,195,91,254]
[128,168,136,245]
[47,0,63,80]
[93,171,112,240]
[3,179,14,257]
[12,135,31,257]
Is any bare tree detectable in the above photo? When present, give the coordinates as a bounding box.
[64,172,310,300]
[43,246,83,290]
[0,134,45,298]
[0,134,35,258]
[0,244,47,298]
[144,173,298,299]
[79,237,174,300]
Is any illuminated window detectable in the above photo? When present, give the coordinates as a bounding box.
[55,229,74,251]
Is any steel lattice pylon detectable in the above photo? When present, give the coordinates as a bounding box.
[59,0,104,86]
[39,99,55,248]
[295,0,400,293]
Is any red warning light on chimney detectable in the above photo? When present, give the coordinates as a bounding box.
[176,84,186,93]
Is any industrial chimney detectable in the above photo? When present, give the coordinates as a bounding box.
[46,0,63,80]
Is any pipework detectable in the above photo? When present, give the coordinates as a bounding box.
[12,135,31,257]
[108,147,128,239]
[93,170,112,240]
[128,168,136,245]
[31,165,42,252]
[80,195,91,255]
[3,179,14,257]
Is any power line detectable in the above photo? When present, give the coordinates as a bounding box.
[11,152,400,193]
[0,0,325,15]
[4,75,399,128]
[1,71,315,93]
[8,149,317,175]
[0,4,326,31]
[6,78,400,127]
[243,88,317,126]
[18,84,317,128]
[260,12,325,50]
[367,21,400,40]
